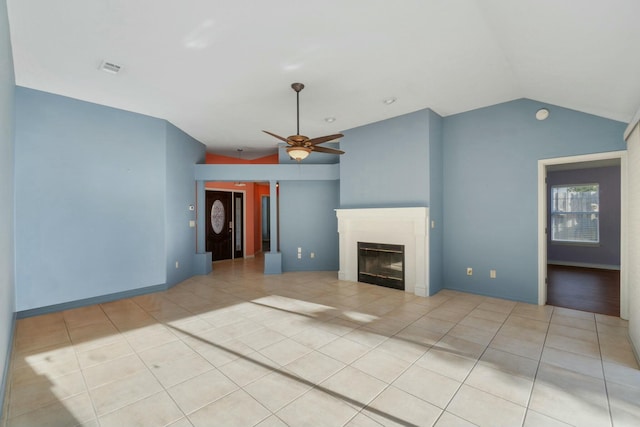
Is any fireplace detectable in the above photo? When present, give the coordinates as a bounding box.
[336,207,429,296]
[358,242,405,290]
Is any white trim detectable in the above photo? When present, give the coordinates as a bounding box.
[538,160,548,306]
[547,261,620,271]
[336,207,429,297]
[538,151,628,319]
[620,153,629,320]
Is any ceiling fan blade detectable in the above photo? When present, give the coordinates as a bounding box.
[262,130,289,143]
[265,84,346,158]
[306,133,344,146]
[311,145,345,155]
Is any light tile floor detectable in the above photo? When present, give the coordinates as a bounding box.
[2,257,640,426]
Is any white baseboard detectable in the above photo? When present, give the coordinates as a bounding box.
[547,260,620,271]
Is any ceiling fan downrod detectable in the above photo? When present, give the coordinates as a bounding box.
[292,82,304,136]
[262,82,344,160]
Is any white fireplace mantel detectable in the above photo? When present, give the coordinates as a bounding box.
[335,207,429,297]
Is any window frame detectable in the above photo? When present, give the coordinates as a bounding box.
[550,182,600,245]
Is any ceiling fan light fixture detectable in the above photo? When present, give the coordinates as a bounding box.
[287,146,311,161]
[263,83,345,161]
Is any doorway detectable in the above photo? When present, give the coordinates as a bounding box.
[261,195,270,252]
[538,151,628,319]
[205,190,244,261]
[545,163,621,316]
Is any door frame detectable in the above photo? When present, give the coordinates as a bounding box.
[537,150,628,319]
[205,187,247,260]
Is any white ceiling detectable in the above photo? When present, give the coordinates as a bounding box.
[7,0,640,158]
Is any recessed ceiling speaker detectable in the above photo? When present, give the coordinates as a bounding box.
[536,108,550,120]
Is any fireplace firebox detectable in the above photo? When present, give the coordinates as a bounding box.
[358,242,405,290]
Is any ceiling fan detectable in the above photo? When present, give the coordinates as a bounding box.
[263,83,344,161]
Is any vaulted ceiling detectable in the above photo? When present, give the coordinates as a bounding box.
[7,0,640,158]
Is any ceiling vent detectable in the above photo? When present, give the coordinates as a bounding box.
[99,60,122,74]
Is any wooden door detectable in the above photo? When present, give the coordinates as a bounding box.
[206,191,233,261]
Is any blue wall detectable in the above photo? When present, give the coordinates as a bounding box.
[0,0,15,416]
[340,110,430,208]
[338,108,443,293]
[279,180,340,271]
[443,99,626,303]
[165,123,206,286]
[15,87,176,311]
[428,110,444,294]
[547,166,621,268]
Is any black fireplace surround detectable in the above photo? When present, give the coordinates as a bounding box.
[357,242,405,290]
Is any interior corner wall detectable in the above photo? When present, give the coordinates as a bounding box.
[626,123,640,361]
[340,110,430,208]
[165,122,206,286]
[279,180,340,272]
[14,87,168,311]
[428,110,444,294]
[0,0,16,415]
[442,98,627,303]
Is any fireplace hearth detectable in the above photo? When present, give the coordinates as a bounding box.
[358,242,405,290]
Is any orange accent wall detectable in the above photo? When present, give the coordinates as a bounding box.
[204,152,277,257]
[205,153,278,165]
[255,183,271,252]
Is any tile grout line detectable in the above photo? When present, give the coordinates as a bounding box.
[160,286,366,425]
[520,305,555,427]
[214,283,433,426]
[7,264,635,427]
[95,300,190,424]
[340,291,456,426]
[61,310,101,426]
[432,300,518,427]
[594,318,615,427]
[520,307,611,426]
[129,295,241,425]
[265,289,401,427]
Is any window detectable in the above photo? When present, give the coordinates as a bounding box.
[551,184,599,243]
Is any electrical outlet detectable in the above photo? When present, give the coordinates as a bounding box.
[297,253,301,259]
[490,269,496,279]
[466,267,473,276]
[310,252,315,259]
[175,261,179,269]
